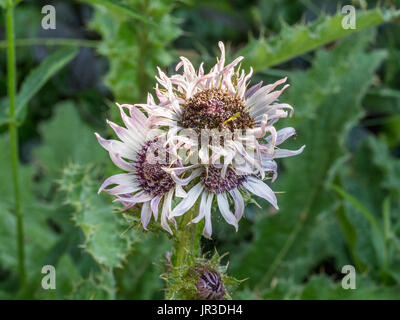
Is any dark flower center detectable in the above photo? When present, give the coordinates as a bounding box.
[201,165,247,193]
[179,88,254,131]
[135,139,175,196]
[196,270,225,300]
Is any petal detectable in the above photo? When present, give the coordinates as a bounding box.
[169,182,204,218]
[141,201,152,230]
[203,193,214,239]
[266,127,296,146]
[274,145,305,158]
[191,192,207,224]
[229,188,244,221]
[95,133,136,160]
[161,190,174,234]
[243,176,278,210]
[98,173,139,195]
[217,193,238,231]
[245,81,263,99]
[109,153,135,171]
[150,195,162,220]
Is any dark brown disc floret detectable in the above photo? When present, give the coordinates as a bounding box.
[135,139,175,196]
[179,88,254,131]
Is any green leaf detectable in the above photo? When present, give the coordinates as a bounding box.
[14,47,78,123]
[0,48,78,126]
[231,31,386,292]
[78,0,152,24]
[59,163,136,269]
[299,275,400,300]
[70,267,116,299]
[240,8,399,72]
[115,233,171,299]
[33,101,106,196]
[0,135,57,278]
[89,0,181,105]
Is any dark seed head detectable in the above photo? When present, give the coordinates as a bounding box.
[196,269,225,300]
[135,139,175,196]
[201,166,247,194]
[179,88,254,131]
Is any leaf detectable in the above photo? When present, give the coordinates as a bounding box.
[0,48,78,127]
[231,31,386,291]
[59,163,136,269]
[14,47,78,123]
[33,101,106,196]
[70,268,116,300]
[89,0,181,105]
[239,8,399,72]
[78,0,152,24]
[0,135,57,277]
[115,233,171,299]
[299,275,400,300]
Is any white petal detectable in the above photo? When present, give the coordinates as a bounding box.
[274,145,305,158]
[95,133,136,160]
[191,192,207,224]
[98,173,138,195]
[243,176,278,210]
[229,189,244,221]
[150,195,162,220]
[161,190,174,234]
[141,201,152,229]
[217,193,238,231]
[203,193,214,239]
[169,182,203,218]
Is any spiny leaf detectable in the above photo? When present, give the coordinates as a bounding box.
[59,163,136,269]
[240,8,399,72]
[78,0,152,24]
[89,0,181,106]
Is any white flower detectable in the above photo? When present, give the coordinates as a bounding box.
[165,125,305,239]
[136,41,303,175]
[95,103,187,234]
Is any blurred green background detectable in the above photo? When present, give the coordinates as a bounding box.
[0,0,400,299]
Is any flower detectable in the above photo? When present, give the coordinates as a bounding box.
[95,103,187,234]
[167,125,305,239]
[96,41,305,238]
[137,41,302,175]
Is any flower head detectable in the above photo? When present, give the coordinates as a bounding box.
[95,104,186,234]
[96,41,304,238]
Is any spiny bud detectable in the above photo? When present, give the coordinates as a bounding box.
[196,268,225,300]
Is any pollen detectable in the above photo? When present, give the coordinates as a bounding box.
[179,88,254,131]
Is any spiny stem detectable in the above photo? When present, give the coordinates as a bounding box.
[6,0,25,287]
[173,205,201,270]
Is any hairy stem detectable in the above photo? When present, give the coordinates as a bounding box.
[173,205,201,270]
[6,0,25,287]
[166,204,202,299]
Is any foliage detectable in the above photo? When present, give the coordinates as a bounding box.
[89,0,181,105]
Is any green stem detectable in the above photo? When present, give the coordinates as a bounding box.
[173,205,201,270]
[166,205,202,299]
[6,0,25,287]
